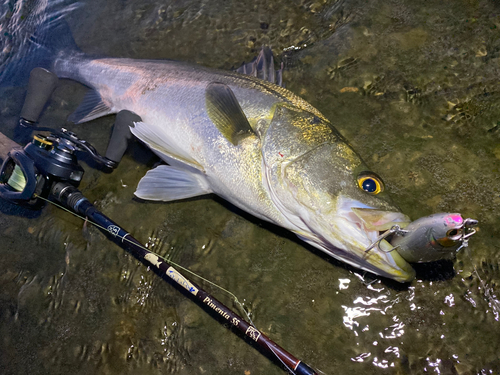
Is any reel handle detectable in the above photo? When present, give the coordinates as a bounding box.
[105,110,139,164]
[18,68,138,169]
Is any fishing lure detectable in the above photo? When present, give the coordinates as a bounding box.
[366,213,478,263]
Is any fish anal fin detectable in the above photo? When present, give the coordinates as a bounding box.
[205,82,256,145]
[134,165,211,202]
[68,89,114,124]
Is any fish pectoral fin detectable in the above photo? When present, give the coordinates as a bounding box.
[130,121,205,171]
[205,82,257,145]
[68,89,114,124]
[134,165,212,201]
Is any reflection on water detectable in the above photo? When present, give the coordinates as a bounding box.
[340,279,405,368]
[1,0,500,374]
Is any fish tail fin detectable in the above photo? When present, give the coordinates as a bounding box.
[0,13,80,87]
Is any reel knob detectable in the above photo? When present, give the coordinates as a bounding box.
[104,110,141,165]
[20,68,59,126]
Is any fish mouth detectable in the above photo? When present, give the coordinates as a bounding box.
[349,207,409,249]
[337,196,410,236]
[343,202,416,282]
[301,197,416,282]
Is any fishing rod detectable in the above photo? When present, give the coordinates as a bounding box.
[0,67,479,374]
[0,68,318,375]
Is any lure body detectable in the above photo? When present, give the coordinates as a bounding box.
[390,213,477,263]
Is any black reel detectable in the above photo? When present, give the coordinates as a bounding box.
[0,67,139,207]
[0,132,88,207]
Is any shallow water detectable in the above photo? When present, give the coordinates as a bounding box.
[1,0,500,374]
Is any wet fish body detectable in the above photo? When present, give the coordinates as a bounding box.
[22,27,416,281]
[56,56,322,222]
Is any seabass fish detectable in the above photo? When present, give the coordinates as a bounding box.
[8,21,416,282]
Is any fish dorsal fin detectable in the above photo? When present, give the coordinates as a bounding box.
[68,89,114,124]
[236,47,284,87]
[205,82,256,145]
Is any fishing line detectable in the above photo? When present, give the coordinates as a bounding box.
[266,341,327,375]
[266,341,295,373]
[36,194,256,326]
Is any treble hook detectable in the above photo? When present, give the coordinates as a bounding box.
[364,225,408,254]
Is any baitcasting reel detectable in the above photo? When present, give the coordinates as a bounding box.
[0,129,107,207]
[0,68,140,207]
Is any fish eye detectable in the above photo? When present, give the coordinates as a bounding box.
[357,172,384,194]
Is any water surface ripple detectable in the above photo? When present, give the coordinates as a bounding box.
[1,0,500,374]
